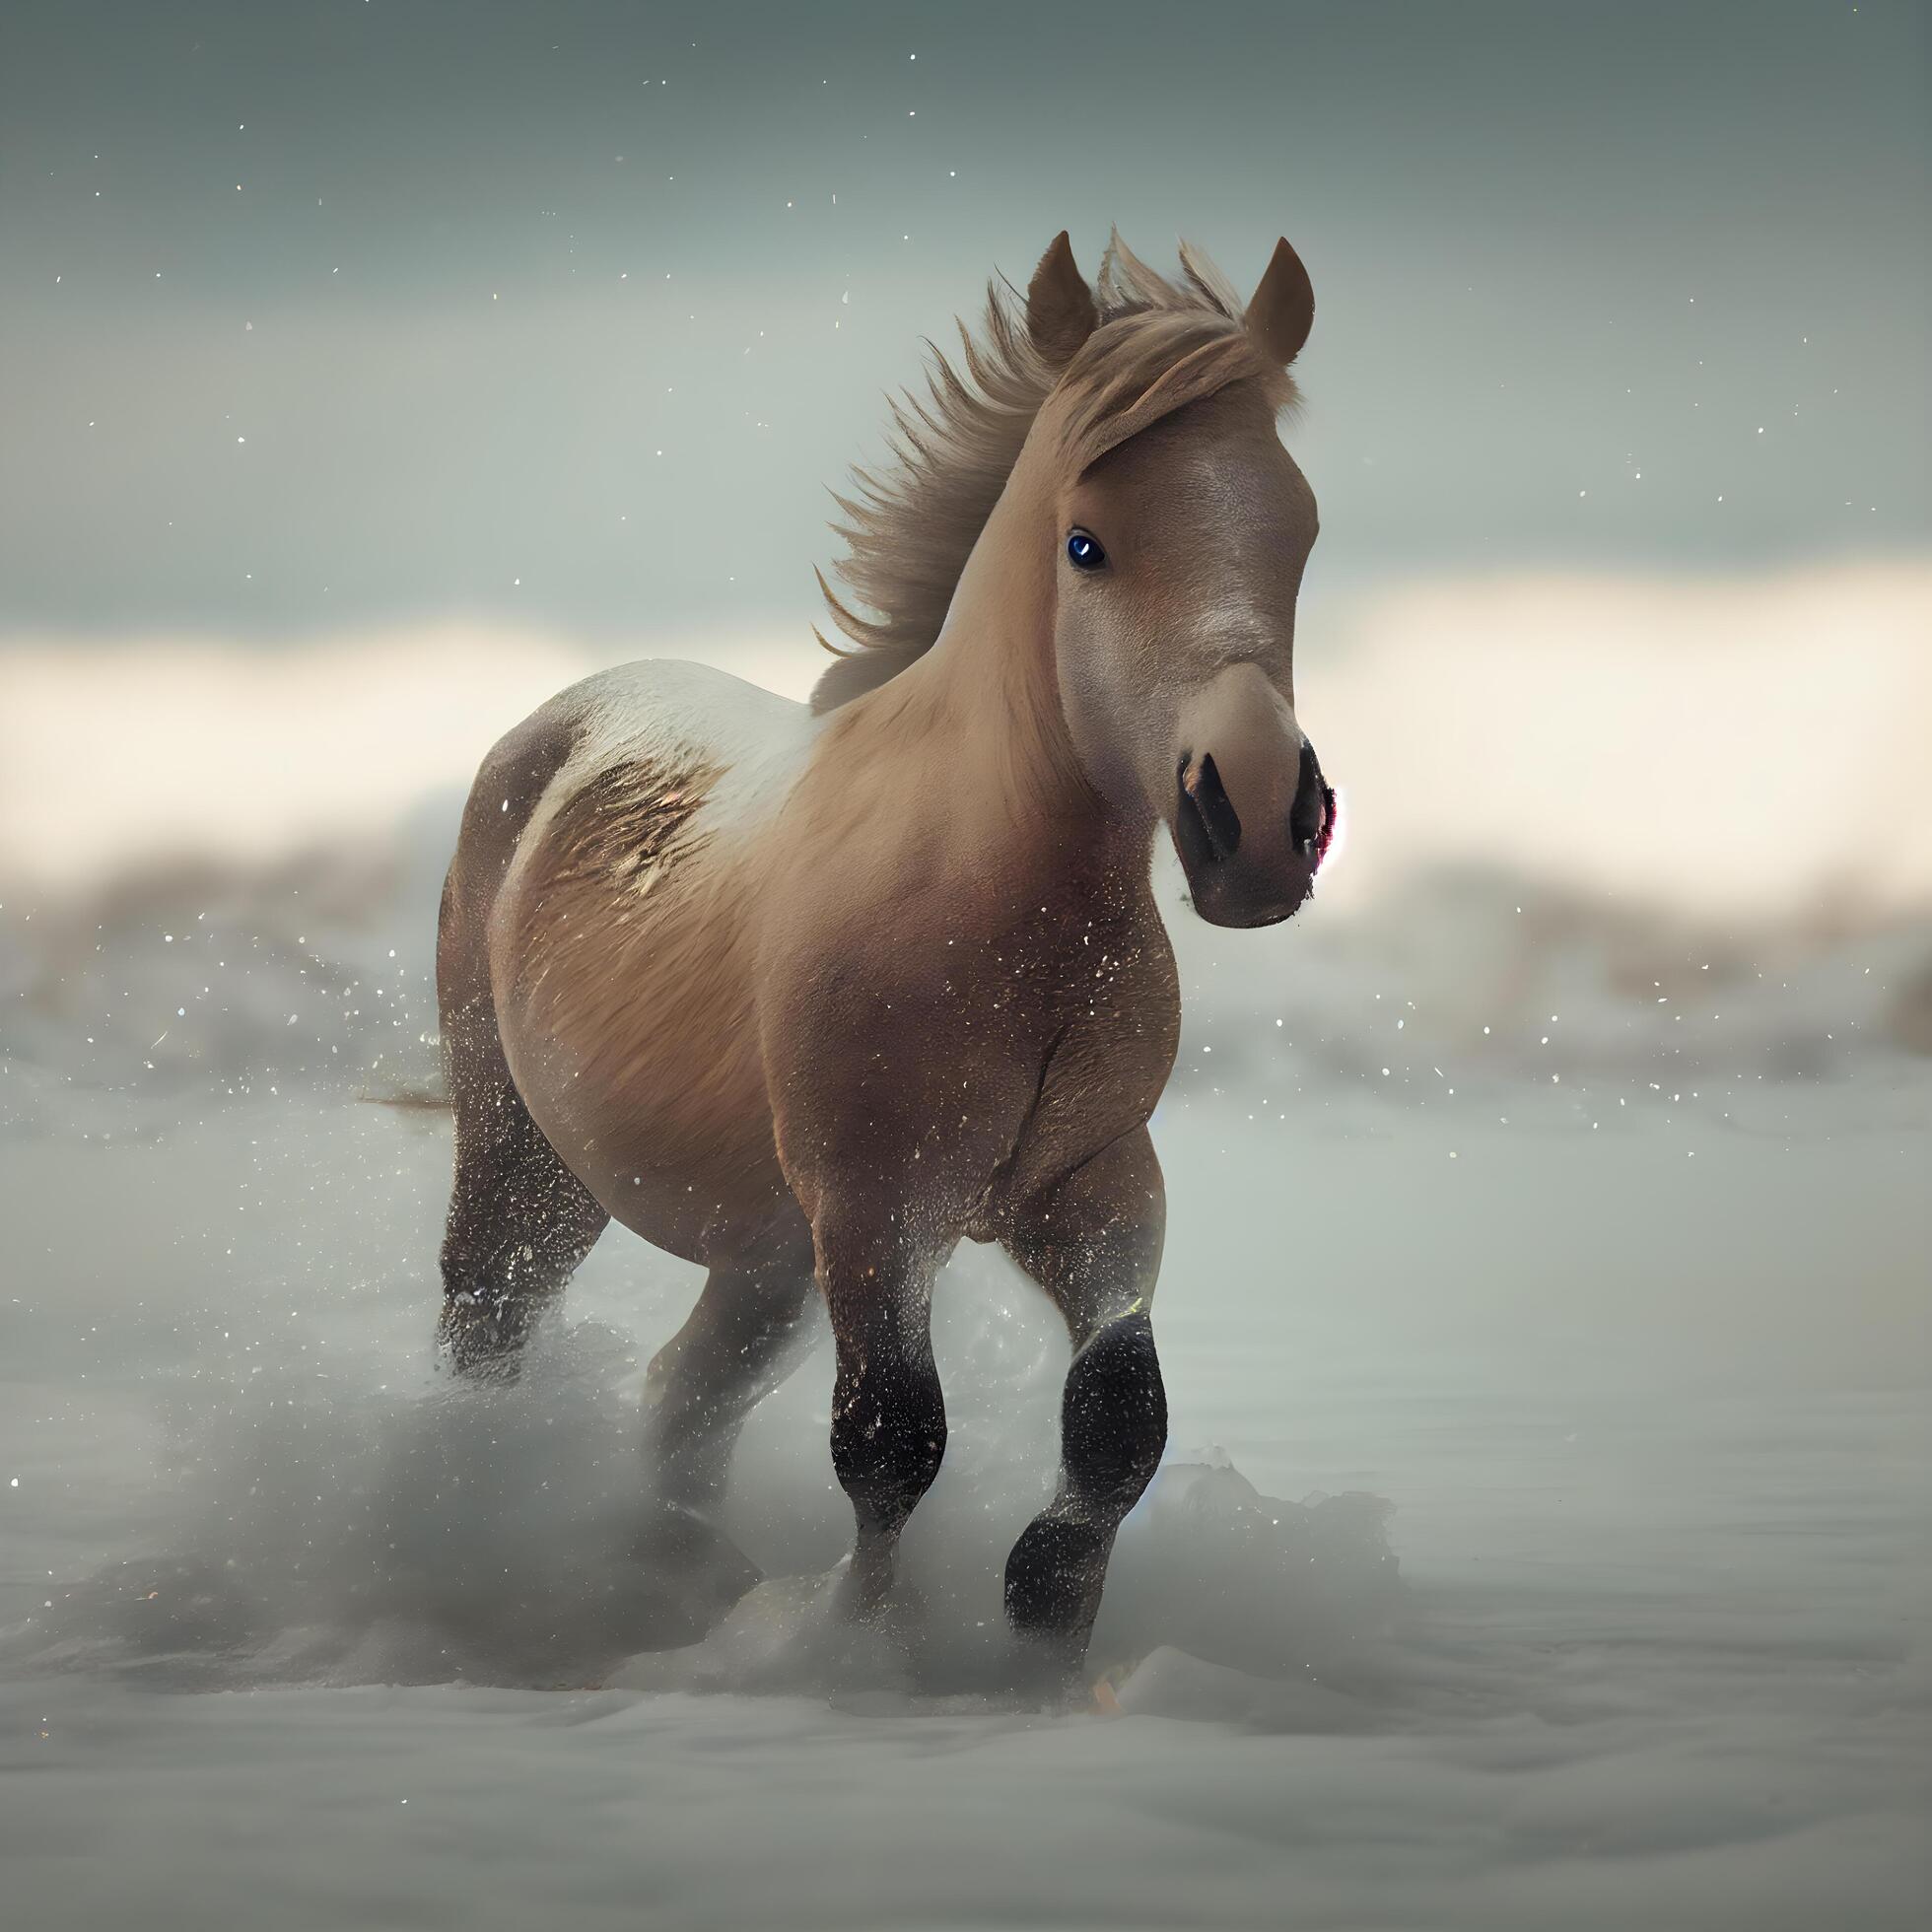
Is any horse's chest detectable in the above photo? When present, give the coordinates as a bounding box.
[761,859,1178,1228]
[957,924,1179,1231]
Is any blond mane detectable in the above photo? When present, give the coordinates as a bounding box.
[810,235,1297,714]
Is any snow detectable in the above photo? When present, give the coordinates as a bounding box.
[1,787,1926,1928]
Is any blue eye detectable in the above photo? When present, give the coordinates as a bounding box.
[1066,529,1107,571]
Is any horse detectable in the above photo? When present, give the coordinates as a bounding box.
[434,229,1336,1696]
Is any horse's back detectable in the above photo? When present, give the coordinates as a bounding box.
[542,657,816,830]
[443,657,817,1260]
[446,657,809,955]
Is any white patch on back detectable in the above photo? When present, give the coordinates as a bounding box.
[543,659,819,850]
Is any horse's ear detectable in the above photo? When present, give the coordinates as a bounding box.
[1245,237,1315,368]
[1026,231,1097,363]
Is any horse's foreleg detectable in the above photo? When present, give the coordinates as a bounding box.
[1000,1126,1168,1692]
[814,1202,949,1623]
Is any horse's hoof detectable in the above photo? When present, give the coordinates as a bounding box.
[630,1505,764,1646]
[436,1296,529,1382]
[1007,1630,1094,1709]
[830,1561,927,1641]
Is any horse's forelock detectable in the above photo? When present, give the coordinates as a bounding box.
[1059,316,1293,476]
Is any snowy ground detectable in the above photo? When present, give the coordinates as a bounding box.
[2,796,1928,1930]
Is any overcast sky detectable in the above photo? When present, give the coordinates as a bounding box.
[2,0,1926,644]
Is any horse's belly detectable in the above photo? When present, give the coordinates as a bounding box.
[555,1072,789,1265]
[500,934,791,1266]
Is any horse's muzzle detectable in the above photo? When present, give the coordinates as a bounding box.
[1171,666,1333,929]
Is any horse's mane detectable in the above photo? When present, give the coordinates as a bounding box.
[810,234,1296,714]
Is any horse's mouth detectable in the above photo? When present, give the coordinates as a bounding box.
[1171,752,1336,930]
[1177,854,1320,930]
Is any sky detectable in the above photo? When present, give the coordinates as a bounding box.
[1,0,1926,645]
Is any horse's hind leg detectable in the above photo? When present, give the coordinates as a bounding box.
[626,1223,818,1638]
[642,1219,820,1517]
[437,988,608,1377]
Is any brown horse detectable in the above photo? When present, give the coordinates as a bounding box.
[435,230,1335,1693]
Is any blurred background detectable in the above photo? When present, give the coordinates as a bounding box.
[3,0,1928,998]
[1,6,1927,1929]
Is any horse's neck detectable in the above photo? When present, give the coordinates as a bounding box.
[916,494,1089,818]
[828,518,1149,910]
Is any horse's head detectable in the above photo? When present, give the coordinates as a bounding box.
[1026,233,1334,928]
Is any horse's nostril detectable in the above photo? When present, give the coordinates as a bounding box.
[1179,752,1242,862]
[1288,740,1326,856]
